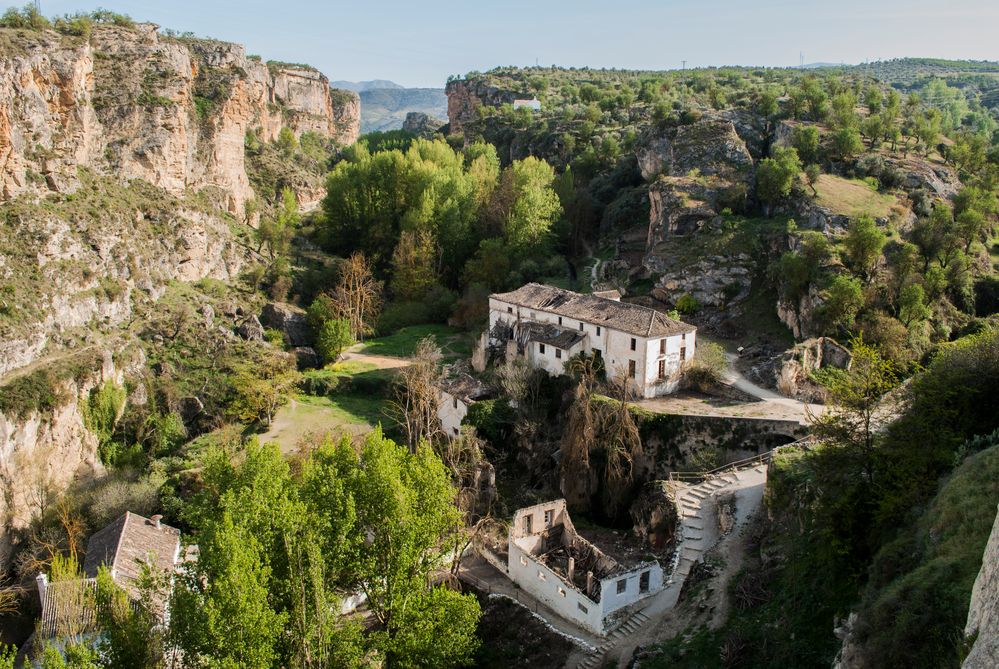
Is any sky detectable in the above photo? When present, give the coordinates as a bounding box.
[9,0,999,87]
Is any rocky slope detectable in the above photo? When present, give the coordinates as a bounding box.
[445,78,525,134]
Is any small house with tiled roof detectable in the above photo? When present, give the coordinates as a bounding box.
[36,512,182,640]
[488,283,696,397]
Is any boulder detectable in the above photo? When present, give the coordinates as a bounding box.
[293,346,320,370]
[236,315,265,341]
[260,302,312,346]
[775,337,851,401]
[651,254,753,307]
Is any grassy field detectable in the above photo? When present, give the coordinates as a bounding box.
[812,174,899,219]
[359,324,473,361]
[259,360,395,454]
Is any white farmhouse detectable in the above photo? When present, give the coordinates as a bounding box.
[488,283,696,398]
[512,97,542,111]
[507,499,664,635]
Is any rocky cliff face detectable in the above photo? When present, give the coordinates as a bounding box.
[0,24,358,378]
[963,504,999,669]
[445,78,522,134]
[0,23,359,214]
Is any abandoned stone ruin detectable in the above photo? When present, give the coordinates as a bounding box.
[507,500,665,635]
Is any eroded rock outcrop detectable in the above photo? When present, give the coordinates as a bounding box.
[445,78,523,134]
[638,116,755,253]
[0,23,359,212]
[402,111,444,138]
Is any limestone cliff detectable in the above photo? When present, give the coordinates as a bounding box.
[963,504,999,669]
[0,23,359,214]
[445,78,523,134]
[0,23,359,378]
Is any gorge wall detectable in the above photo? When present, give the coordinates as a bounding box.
[963,504,999,669]
[0,22,359,213]
[0,22,359,566]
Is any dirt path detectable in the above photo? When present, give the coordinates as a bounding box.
[0,343,104,386]
[339,343,413,369]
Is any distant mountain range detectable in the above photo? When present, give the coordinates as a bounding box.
[330,79,405,93]
[332,80,448,134]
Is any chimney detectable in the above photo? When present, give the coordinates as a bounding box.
[150,514,163,529]
[568,557,575,583]
[586,571,595,597]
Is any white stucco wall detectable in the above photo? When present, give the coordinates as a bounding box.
[598,562,665,616]
[488,297,695,398]
[437,390,468,438]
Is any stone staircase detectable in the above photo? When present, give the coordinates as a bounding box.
[574,609,652,669]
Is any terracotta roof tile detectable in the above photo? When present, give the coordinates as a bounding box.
[492,283,695,338]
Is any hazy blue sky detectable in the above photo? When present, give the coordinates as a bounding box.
[10,0,999,87]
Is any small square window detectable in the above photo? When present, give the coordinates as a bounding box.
[507,306,512,313]
[539,344,546,354]
[616,579,627,594]
[544,509,553,526]
[577,602,588,613]
[555,349,562,359]
[630,338,636,351]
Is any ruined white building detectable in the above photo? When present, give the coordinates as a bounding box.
[507,500,664,635]
[488,283,696,397]
[436,368,489,438]
[513,97,542,111]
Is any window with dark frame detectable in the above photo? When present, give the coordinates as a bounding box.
[556,348,562,359]
[539,343,546,354]
[658,359,666,379]
[558,316,563,325]
[680,347,686,361]
[639,571,650,593]
[630,337,636,351]
[660,339,666,355]
[616,579,627,594]
[629,360,637,378]
[507,306,512,313]
[596,326,601,336]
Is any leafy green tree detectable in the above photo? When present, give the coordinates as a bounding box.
[791,125,820,164]
[812,338,900,477]
[170,511,286,669]
[830,126,863,160]
[94,566,166,668]
[804,163,821,195]
[756,146,802,216]
[346,430,480,667]
[277,127,298,158]
[503,157,563,249]
[390,230,439,301]
[897,284,930,327]
[315,318,353,365]
[843,215,887,281]
[257,188,298,258]
[819,274,864,333]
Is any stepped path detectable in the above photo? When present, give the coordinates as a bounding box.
[565,465,769,669]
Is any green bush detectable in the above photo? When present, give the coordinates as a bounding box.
[81,382,127,465]
[0,369,67,419]
[675,293,701,314]
[315,318,353,364]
